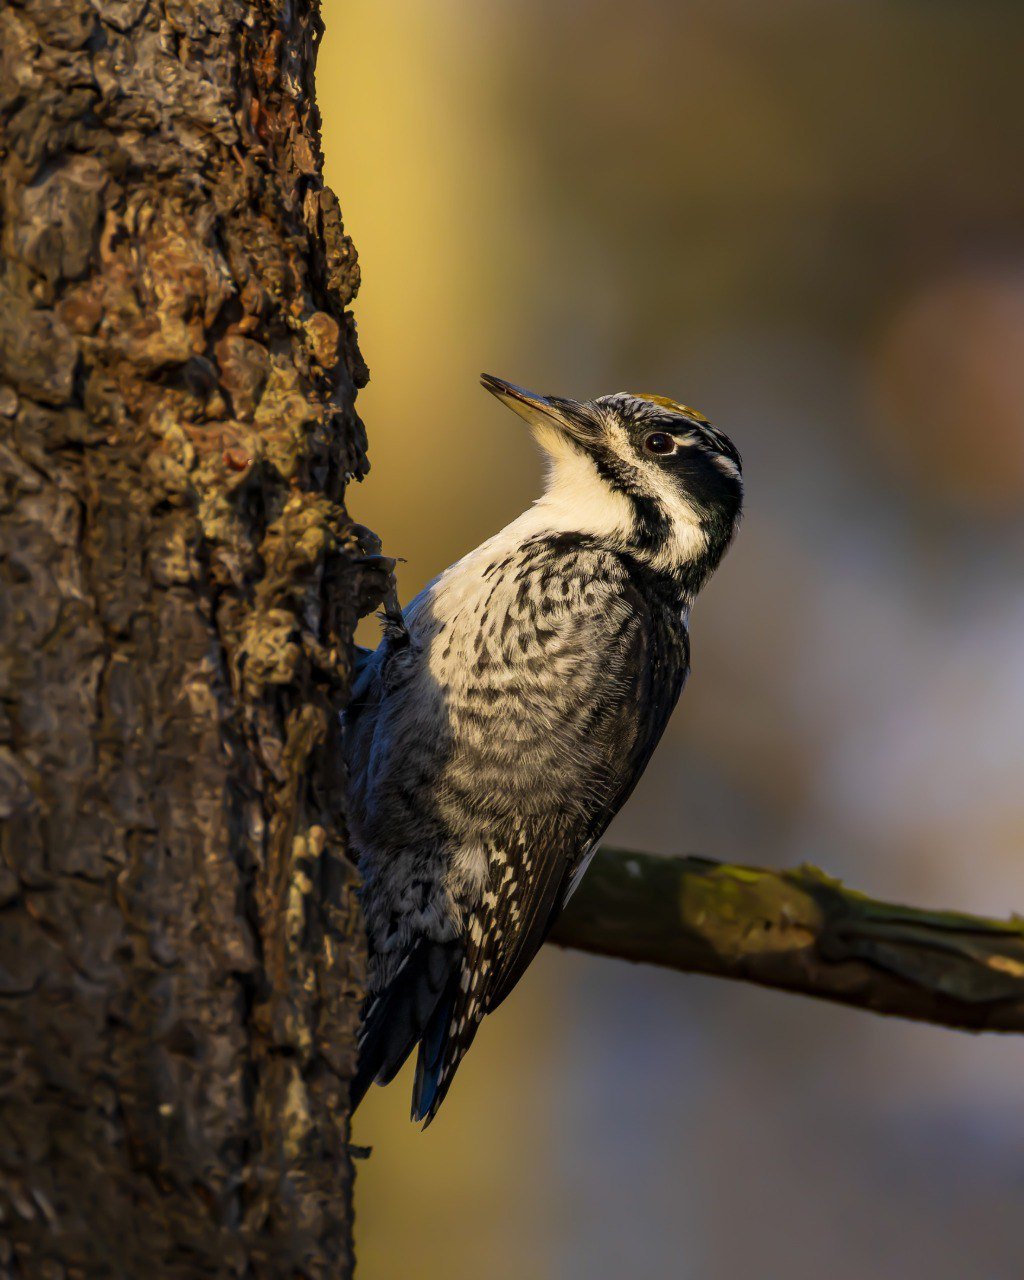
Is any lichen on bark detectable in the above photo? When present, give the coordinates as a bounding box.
[0,1,375,1275]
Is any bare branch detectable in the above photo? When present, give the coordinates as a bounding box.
[549,848,1024,1033]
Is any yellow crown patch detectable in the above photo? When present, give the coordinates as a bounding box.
[631,393,710,424]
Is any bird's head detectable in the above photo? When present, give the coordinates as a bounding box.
[481,373,743,589]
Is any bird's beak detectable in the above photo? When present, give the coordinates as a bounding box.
[480,373,595,445]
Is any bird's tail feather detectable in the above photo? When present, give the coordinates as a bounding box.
[410,995,453,1123]
[410,970,491,1126]
[350,939,460,1113]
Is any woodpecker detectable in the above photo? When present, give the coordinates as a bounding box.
[345,374,742,1124]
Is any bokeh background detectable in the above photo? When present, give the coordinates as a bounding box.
[320,3,1024,1276]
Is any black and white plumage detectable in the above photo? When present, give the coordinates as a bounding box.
[344,375,743,1123]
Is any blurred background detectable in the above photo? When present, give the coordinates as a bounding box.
[320,2,1024,1275]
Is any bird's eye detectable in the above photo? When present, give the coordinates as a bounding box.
[643,432,675,456]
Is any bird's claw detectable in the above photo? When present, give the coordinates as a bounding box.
[350,524,409,643]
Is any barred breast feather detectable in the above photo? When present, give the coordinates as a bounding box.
[345,528,689,1122]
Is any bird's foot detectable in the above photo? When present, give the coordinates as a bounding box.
[350,523,409,644]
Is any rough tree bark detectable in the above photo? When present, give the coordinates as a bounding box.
[0,1,380,1275]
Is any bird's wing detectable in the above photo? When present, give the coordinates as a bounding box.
[412,570,688,1121]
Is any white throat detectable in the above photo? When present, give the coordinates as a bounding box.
[427,422,710,622]
[518,424,636,543]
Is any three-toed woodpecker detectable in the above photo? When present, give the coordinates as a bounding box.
[345,374,743,1123]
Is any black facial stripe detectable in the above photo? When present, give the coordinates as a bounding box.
[591,446,674,555]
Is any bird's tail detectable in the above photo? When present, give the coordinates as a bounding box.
[409,980,484,1125]
[350,939,461,1114]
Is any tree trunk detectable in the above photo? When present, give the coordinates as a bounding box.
[0,1,375,1275]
